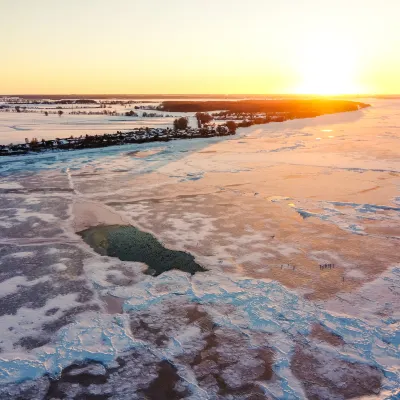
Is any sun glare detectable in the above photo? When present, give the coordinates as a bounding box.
[295,36,361,95]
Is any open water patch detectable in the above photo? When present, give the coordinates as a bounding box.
[78,225,206,276]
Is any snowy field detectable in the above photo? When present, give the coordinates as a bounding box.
[0,99,399,399]
[0,101,200,145]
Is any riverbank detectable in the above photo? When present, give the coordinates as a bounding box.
[0,125,234,156]
[0,99,371,157]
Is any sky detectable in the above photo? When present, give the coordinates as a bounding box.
[1,0,400,95]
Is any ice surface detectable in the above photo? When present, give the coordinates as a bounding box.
[0,98,399,399]
[0,270,398,398]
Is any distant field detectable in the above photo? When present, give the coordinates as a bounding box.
[160,99,370,116]
[1,94,283,100]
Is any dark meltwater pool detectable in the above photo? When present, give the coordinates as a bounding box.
[78,225,206,276]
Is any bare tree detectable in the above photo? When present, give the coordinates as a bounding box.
[173,117,189,130]
[226,121,237,133]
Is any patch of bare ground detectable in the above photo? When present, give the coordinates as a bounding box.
[310,324,345,347]
[44,349,190,400]
[140,360,190,400]
[291,343,383,400]
[100,294,125,314]
[184,327,275,399]
[129,301,275,399]
[182,307,275,399]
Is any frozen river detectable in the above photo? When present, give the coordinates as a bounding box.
[0,99,399,399]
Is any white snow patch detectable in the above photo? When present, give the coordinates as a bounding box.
[0,182,23,189]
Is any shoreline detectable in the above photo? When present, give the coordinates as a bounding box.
[0,125,235,157]
[0,105,369,157]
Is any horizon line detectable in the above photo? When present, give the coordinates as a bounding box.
[2,93,400,97]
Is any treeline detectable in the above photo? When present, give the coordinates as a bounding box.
[159,99,370,117]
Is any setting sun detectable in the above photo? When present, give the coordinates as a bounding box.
[295,36,361,95]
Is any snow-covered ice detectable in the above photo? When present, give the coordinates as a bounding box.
[0,98,399,399]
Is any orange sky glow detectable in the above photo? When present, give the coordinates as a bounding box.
[1,0,400,95]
